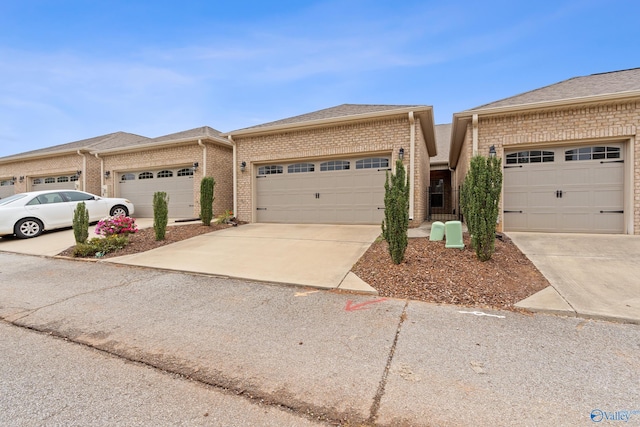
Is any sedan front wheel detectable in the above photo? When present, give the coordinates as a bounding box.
[110,205,129,217]
[15,218,44,239]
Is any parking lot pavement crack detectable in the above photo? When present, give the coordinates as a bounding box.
[367,299,409,425]
[8,272,164,322]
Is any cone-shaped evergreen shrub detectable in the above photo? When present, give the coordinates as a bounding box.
[200,176,216,226]
[153,191,169,241]
[381,159,410,264]
[72,201,89,244]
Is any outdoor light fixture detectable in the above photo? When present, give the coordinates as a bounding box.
[240,161,246,172]
[76,170,82,176]
[104,171,111,179]
[399,147,405,160]
[489,145,497,158]
[19,176,24,183]
[11,176,16,182]
[192,162,199,172]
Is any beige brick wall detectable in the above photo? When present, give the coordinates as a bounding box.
[102,141,233,217]
[234,116,429,226]
[0,152,100,194]
[457,100,640,234]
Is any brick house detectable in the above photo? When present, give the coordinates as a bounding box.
[449,68,640,234]
[224,104,437,226]
[0,127,234,219]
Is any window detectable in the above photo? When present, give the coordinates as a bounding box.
[177,168,194,177]
[157,170,173,178]
[505,150,554,164]
[565,146,621,161]
[121,173,135,181]
[61,191,94,202]
[356,158,389,169]
[138,172,153,180]
[44,177,56,184]
[28,193,63,205]
[0,180,13,186]
[70,175,79,182]
[57,176,69,183]
[258,165,283,175]
[287,163,314,173]
[32,178,42,185]
[320,160,350,171]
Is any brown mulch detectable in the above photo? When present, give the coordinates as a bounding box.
[351,233,549,311]
[58,223,233,259]
[59,224,549,311]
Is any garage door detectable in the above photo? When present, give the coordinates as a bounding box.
[118,168,194,218]
[255,156,389,224]
[503,145,624,233]
[0,179,15,199]
[31,175,79,191]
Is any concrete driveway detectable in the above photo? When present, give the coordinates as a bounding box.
[509,232,640,324]
[106,223,381,292]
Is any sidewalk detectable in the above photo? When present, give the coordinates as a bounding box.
[1,252,637,426]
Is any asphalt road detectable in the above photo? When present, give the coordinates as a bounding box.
[1,252,639,426]
[0,322,327,426]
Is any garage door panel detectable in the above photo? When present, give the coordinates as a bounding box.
[119,169,194,218]
[256,157,388,224]
[504,144,624,233]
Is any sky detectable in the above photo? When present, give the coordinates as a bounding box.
[1,0,639,157]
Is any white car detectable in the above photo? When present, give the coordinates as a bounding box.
[0,190,135,238]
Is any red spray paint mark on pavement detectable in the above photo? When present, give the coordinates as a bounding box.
[345,298,387,312]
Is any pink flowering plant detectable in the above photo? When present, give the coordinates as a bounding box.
[94,215,138,236]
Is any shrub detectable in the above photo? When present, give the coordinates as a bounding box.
[72,202,90,244]
[153,191,169,241]
[381,159,410,264]
[94,215,138,236]
[460,155,503,261]
[200,176,216,226]
[72,235,129,258]
[214,210,234,224]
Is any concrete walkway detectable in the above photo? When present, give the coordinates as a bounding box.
[509,232,640,324]
[106,223,380,293]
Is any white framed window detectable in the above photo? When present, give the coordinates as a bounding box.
[177,168,194,177]
[320,160,350,171]
[138,172,153,180]
[506,150,554,164]
[33,178,42,185]
[44,177,56,184]
[258,165,284,175]
[287,163,315,173]
[157,170,173,178]
[57,176,69,183]
[121,173,135,181]
[565,146,621,161]
[356,158,389,169]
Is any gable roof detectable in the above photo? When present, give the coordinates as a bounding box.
[471,68,640,111]
[0,131,150,163]
[150,126,224,143]
[449,68,640,168]
[226,104,437,156]
[431,123,451,165]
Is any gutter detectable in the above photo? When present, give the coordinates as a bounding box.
[227,135,238,217]
[408,112,415,220]
[94,152,105,196]
[91,135,232,156]
[77,150,87,191]
[198,139,206,176]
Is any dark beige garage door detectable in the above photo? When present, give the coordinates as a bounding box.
[31,175,79,191]
[503,145,624,233]
[0,179,15,199]
[256,157,390,224]
[118,168,195,218]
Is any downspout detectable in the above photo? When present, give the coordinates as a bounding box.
[472,114,479,156]
[94,153,105,197]
[77,150,87,191]
[408,112,416,221]
[227,135,238,217]
[197,139,207,175]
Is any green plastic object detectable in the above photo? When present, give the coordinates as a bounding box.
[429,221,445,241]
[445,221,464,249]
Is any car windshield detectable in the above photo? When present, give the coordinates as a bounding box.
[0,193,28,206]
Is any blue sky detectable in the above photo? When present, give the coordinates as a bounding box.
[1,0,638,157]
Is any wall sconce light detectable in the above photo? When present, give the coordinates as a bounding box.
[240,161,246,172]
[19,176,24,183]
[104,171,111,179]
[489,145,496,158]
[192,162,199,172]
[76,170,82,176]
[11,176,16,182]
[398,147,405,160]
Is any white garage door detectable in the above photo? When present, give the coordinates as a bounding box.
[503,145,624,233]
[0,179,15,199]
[255,156,389,224]
[118,168,195,218]
[31,175,79,191]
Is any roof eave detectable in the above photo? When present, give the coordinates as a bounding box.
[0,147,92,164]
[224,106,434,137]
[91,135,232,156]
